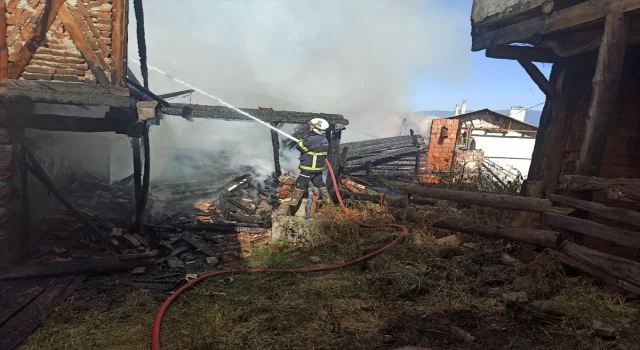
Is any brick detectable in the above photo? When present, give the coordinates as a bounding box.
[6,9,24,25]
[100,3,113,12]
[53,32,71,40]
[36,48,83,59]
[95,24,112,31]
[6,27,21,47]
[31,4,45,22]
[84,73,97,84]
[15,9,33,27]
[53,74,84,82]
[21,71,53,80]
[56,68,86,76]
[96,18,112,25]
[94,12,112,19]
[58,62,88,70]
[7,0,19,13]
[25,66,56,74]
[19,23,35,41]
[70,9,90,31]
[8,42,24,62]
[46,43,68,51]
[100,31,112,38]
[32,54,85,64]
[28,60,58,69]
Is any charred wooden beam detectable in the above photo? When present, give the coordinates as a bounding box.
[0,79,131,107]
[486,45,560,63]
[136,124,151,234]
[346,146,421,167]
[126,77,170,107]
[132,138,143,225]
[181,234,217,257]
[0,114,132,134]
[558,175,640,202]
[576,12,628,177]
[270,122,281,177]
[111,0,126,85]
[0,252,157,280]
[548,194,640,228]
[159,103,349,125]
[518,60,555,97]
[157,89,195,99]
[405,185,572,214]
[18,140,118,254]
[342,135,419,150]
[472,0,640,51]
[543,212,640,248]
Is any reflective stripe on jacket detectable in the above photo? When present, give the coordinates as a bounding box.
[296,134,329,172]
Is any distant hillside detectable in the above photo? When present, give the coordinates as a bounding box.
[417,109,543,127]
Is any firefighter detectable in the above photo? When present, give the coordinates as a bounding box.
[281,118,333,211]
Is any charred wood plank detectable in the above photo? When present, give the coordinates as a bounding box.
[548,194,640,228]
[180,235,217,257]
[126,77,170,107]
[157,89,195,99]
[0,114,131,133]
[0,253,157,280]
[160,104,349,125]
[18,140,118,254]
[405,185,570,214]
[342,135,416,149]
[486,45,560,63]
[346,146,421,167]
[543,212,640,248]
[133,138,142,224]
[270,122,281,177]
[576,13,628,176]
[558,175,640,202]
[0,79,130,107]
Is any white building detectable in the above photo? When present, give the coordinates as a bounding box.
[448,108,537,179]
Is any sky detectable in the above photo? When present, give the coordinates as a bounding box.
[408,0,551,112]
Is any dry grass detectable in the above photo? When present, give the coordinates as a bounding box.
[22,201,640,350]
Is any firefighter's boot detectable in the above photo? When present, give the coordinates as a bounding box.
[317,187,334,208]
[280,188,305,215]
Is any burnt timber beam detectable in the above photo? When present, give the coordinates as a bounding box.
[558,175,640,202]
[159,103,349,125]
[126,77,170,107]
[576,12,628,177]
[486,45,560,63]
[111,0,126,86]
[518,60,555,97]
[549,194,640,228]
[270,122,281,177]
[157,89,195,99]
[0,114,134,134]
[0,79,131,108]
[471,0,640,51]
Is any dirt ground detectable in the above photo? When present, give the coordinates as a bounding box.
[21,203,640,350]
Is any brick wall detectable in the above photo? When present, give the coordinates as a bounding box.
[5,0,121,83]
[426,118,459,172]
[453,149,484,184]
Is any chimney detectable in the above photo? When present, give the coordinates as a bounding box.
[460,100,467,114]
[508,106,526,122]
[454,104,460,116]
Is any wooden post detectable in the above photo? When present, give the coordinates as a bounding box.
[576,12,628,176]
[111,0,126,85]
[0,0,7,78]
[518,60,555,97]
[132,138,142,224]
[136,125,150,234]
[270,122,281,177]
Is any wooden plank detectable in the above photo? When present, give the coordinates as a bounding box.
[112,0,125,85]
[57,4,110,85]
[472,0,640,51]
[405,184,571,214]
[0,114,131,133]
[576,12,628,176]
[0,253,157,280]
[0,0,7,78]
[548,194,640,228]
[8,0,65,79]
[486,45,560,63]
[558,175,640,202]
[549,250,640,295]
[0,78,129,96]
[560,241,640,287]
[181,234,217,257]
[518,60,555,97]
[544,212,640,248]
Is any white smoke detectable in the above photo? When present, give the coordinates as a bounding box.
[125,0,470,180]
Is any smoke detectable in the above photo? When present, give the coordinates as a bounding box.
[127,0,470,180]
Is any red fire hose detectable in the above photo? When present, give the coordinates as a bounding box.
[151,160,409,350]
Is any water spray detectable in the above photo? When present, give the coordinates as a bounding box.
[129,59,300,143]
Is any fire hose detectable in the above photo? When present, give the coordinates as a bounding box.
[151,159,409,350]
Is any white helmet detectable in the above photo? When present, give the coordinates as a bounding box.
[309,118,329,135]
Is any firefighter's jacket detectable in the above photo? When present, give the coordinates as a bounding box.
[296,133,329,172]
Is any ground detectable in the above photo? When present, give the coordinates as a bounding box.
[21,202,640,350]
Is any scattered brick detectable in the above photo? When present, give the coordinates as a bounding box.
[436,234,461,246]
